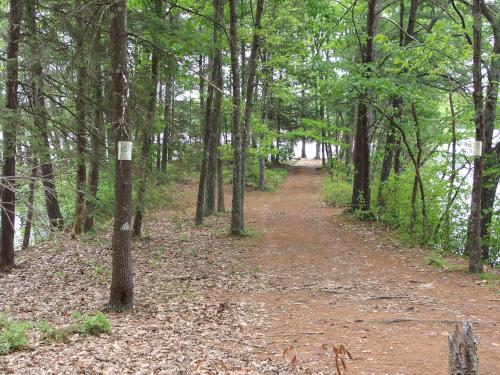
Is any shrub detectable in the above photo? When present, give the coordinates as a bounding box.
[0,315,31,355]
[76,311,111,336]
[39,311,111,343]
[323,179,352,207]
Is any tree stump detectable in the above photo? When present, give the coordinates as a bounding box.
[448,321,479,375]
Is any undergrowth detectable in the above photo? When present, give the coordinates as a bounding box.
[0,315,31,355]
[0,311,110,355]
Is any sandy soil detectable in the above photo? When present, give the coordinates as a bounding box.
[237,160,499,374]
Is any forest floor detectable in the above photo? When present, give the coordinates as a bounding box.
[0,159,499,374]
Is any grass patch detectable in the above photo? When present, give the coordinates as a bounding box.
[425,252,460,271]
[233,227,258,238]
[91,264,112,283]
[0,315,31,355]
[322,178,352,207]
[39,311,111,343]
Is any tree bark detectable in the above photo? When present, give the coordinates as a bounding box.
[467,0,485,273]
[25,0,64,230]
[351,0,377,212]
[85,27,104,232]
[0,0,21,269]
[132,0,162,237]
[479,1,499,262]
[22,158,37,250]
[229,0,243,234]
[448,321,479,375]
[161,75,172,171]
[205,0,224,217]
[109,0,134,311]
[238,0,265,231]
[71,4,87,237]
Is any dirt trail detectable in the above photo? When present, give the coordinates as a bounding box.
[238,160,499,374]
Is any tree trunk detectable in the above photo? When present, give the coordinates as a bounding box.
[301,137,307,159]
[156,83,163,171]
[1,0,21,270]
[161,74,172,171]
[443,92,458,249]
[26,0,64,230]
[205,0,224,217]
[377,97,401,209]
[229,0,243,234]
[479,1,499,262]
[448,321,479,375]
[351,0,376,212]
[109,0,134,311]
[467,0,485,273]
[72,6,87,237]
[132,0,162,237]
[85,29,104,232]
[238,0,265,231]
[22,158,37,250]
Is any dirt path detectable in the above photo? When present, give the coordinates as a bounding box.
[1,162,498,374]
[238,160,500,374]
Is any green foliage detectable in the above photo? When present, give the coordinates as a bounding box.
[75,311,111,336]
[92,265,111,282]
[39,311,111,343]
[425,252,458,270]
[323,179,352,207]
[0,315,31,355]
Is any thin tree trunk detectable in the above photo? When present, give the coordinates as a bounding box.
[377,97,400,208]
[238,0,265,231]
[467,0,485,273]
[479,1,499,262]
[85,28,104,232]
[156,83,163,171]
[26,0,64,230]
[22,158,37,250]
[161,74,172,171]
[229,0,243,234]
[72,7,87,237]
[440,92,458,248]
[1,0,21,269]
[351,0,376,211]
[205,0,224,217]
[109,0,134,311]
[132,0,162,237]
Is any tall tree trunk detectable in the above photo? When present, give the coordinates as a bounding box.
[0,0,21,270]
[479,1,499,262]
[205,0,224,217]
[301,137,307,158]
[156,83,163,170]
[26,0,64,230]
[85,28,104,232]
[22,157,37,250]
[351,0,377,212]
[132,0,162,237]
[377,97,401,208]
[467,0,484,273]
[443,92,458,249]
[238,0,265,231]
[161,74,172,171]
[259,64,270,191]
[72,8,88,237]
[229,0,243,234]
[379,0,418,207]
[109,0,134,311]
